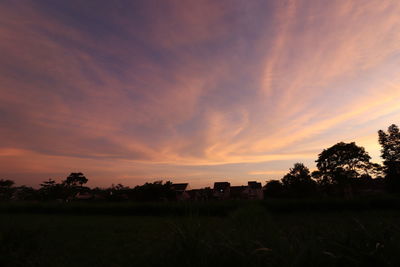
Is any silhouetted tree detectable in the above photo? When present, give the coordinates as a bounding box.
[0,179,14,188]
[314,142,375,183]
[131,181,175,201]
[378,124,400,192]
[40,179,56,188]
[282,163,317,197]
[264,180,284,198]
[0,179,15,200]
[13,186,37,201]
[107,183,131,201]
[313,142,379,196]
[63,173,88,188]
[39,179,66,200]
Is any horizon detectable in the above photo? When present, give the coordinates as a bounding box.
[1,0,400,188]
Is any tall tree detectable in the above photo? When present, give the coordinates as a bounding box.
[378,124,400,191]
[313,142,375,186]
[40,179,56,188]
[39,179,65,200]
[131,181,175,201]
[282,163,316,196]
[0,179,15,200]
[264,180,284,198]
[63,173,88,187]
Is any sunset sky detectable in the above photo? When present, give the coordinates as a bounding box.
[1,0,400,188]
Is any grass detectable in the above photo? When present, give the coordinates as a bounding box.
[0,201,239,216]
[0,199,400,266]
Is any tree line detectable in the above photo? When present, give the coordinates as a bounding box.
[264,124,400,197]
[1,124,400,201]
[0,172,177,201]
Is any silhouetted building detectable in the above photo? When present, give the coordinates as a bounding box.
[188,187,213,201]
[245,181,264,200]
[171,183,190,201]
[213,182,231,200]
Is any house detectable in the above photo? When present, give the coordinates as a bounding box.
[188,187,213,201]
[245,181,264,200]
[171,183,191,201]
[213,182,231,200]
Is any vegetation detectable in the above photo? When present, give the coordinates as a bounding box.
[313,142,378,184]
[1,200,400,266]
[263,124,400,198]
[63,172,88,187]
[281,163,317,197]
[378,124,400,192]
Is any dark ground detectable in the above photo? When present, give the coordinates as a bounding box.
[0,199,400,267]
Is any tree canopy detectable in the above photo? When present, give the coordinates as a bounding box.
[378,124,400,191]
[313,142,375,185]
[63,173,88,187]
[264,180,284,198]
[281,163,316,196]
[378,124,400,162]
[0,179,15,188]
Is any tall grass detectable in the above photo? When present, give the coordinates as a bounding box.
[0,201,239,216]
[1,195,400,217]
[262,195,400,212]
[1,199,400,266]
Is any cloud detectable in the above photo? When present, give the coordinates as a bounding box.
[248,170,287,176]
[1,0,400,187]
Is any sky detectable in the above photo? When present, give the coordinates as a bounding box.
[1,0,400,188]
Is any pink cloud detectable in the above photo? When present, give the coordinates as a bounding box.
[1,0,400,187]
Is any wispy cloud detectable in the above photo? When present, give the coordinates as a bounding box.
[1,0,400,187]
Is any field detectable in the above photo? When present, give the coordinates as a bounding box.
[1,199,400,266]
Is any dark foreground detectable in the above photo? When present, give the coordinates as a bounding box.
[1,199,400,267]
